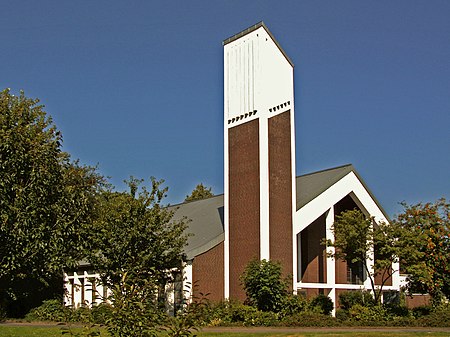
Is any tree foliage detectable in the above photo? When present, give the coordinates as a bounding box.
[185,183,213,202]
[240,259,288,312]
[87,177,189,335]
[326,209,401,304]
[89,177,188,289]
[0,89,103,315]
[394,198,449,306]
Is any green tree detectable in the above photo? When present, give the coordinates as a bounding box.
[0,89,103,316]
[88,177,188,335]
[240,259,288,312]
[185,183,213,202]
[394,198,449,306]
[325,209,401,304]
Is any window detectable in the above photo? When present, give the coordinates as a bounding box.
[347,261,364,284]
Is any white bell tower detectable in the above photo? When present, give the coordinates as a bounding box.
[223,22,297,299]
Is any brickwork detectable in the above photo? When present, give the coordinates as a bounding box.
[192,242,224,302]
[300,213,326,283]
[228,119,260,300]
[406,294,430,308]
[268,111,293,278]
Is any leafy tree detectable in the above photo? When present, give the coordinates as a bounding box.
[394,198,449,306]
[89,177,188,289]
[185,183,213,202]
[240,259,288,312]
[0,89,103,316]
[325,209,402,304]
[88,177,188,335]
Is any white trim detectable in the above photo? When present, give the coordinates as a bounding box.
[289,74,297,289]
[325,206,337,313]
[223,49,230,298]
[294,170,401,308]
[295,172,389,234]
[259,114,270,260]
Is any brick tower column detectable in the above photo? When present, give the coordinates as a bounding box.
[223,22,296,300]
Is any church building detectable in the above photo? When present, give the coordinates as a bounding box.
[171,22,401,309]
[65,22,402,312]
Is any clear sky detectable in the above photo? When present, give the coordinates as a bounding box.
[2,1,449,216]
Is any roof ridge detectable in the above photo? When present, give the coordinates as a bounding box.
[296,163,354,178]
[169,193,224,208]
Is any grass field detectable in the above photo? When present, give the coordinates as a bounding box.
[0,325,449,337]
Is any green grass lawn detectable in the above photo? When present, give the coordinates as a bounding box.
[0,325,449,337]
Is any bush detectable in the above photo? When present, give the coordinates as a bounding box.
[335,309,349,321]
[309,294,333,316]
[240,259,288,312]
[207,300,278,326]
[279,294,308,318]
[384,304,410,318]
[91,303,113,324]
[25,299,69,322]
[418,304,450,327]
[348,304,390,323]
[338,290,375,310]
[411,305,432,318]
[71,305,95,323]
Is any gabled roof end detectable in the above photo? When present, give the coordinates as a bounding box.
[223,21,294,67]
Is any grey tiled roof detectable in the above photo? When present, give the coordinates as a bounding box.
[170,195,224,260]
[295,164,355,209]
[172,164,387,259]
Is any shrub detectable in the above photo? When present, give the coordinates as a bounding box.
[384,304,410,318]
[338,290,375,310]
[411,305,432,318]
[25,299,69,322]
[418,304,450,327]
[348,304,390,323]
[91,303,113,324]
[335,309,349,321]
[279,294,308,318]
[71,306,94,323]
[240,259,288,312]
[309,294,333,316]
[163,292,210,336]
[207,300,278,326]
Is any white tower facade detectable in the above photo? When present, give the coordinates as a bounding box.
[223,22,297,299]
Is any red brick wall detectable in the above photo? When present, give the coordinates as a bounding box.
[228,119,260,300]
[300,214,326,283]
[192,242,224,302]
[406,294,430,308]
[335,257,348,284]
[268,111,293,279]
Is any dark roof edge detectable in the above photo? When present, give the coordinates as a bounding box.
[295,163,391,221]
[223,21,294,67]
[168,193,223,209]
[296,163,354,179]
[296,164,354,209]
[185,233,225,260]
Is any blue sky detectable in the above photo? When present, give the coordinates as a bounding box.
[2,1,449,216]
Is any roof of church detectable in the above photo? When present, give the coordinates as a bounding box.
[171,164,387,260]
